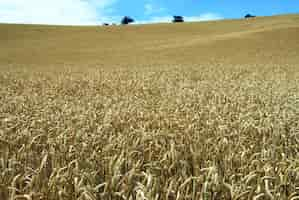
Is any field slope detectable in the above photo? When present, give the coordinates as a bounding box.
[0,14,299,200]
[0,14,299,66]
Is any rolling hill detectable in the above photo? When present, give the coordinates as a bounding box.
[0,14,298,67]
[0,14,299,200]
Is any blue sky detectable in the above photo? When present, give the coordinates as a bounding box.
[0,0,298,25]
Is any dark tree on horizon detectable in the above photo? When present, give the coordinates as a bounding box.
[172,16,184,23]
[121,16,134,25]
[245,14,256,18]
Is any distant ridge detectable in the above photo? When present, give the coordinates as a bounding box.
[0,14,298,66]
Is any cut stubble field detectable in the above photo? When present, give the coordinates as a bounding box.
[0,14,299,200]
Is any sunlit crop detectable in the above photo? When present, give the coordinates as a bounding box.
[1,63,299,200]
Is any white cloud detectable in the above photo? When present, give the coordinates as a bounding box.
[144,3,165,15]
[184,13,223,22]
[136,16,171,24]
[136,13,223,24]
[0,0,117,25]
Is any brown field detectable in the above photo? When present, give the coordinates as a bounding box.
[0,14,299,200]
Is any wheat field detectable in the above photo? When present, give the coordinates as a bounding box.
[0,14,299,200]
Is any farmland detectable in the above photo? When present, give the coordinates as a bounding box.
[0,14,299,200]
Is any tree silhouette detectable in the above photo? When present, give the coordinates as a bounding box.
[245,14,256,19]
[172,16,184,23]
[121,16,134,25]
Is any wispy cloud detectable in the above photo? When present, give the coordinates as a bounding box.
[0,1,223,26]
[184,13,223,22]
[137,13,223,24]
[144,3,166,15]
[0,0,117,25]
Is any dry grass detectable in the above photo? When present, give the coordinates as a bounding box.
[1,14,299,66]
[0,14,299,200]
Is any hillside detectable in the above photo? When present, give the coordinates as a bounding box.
[1,14,299,200]
[0,14,299,67]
